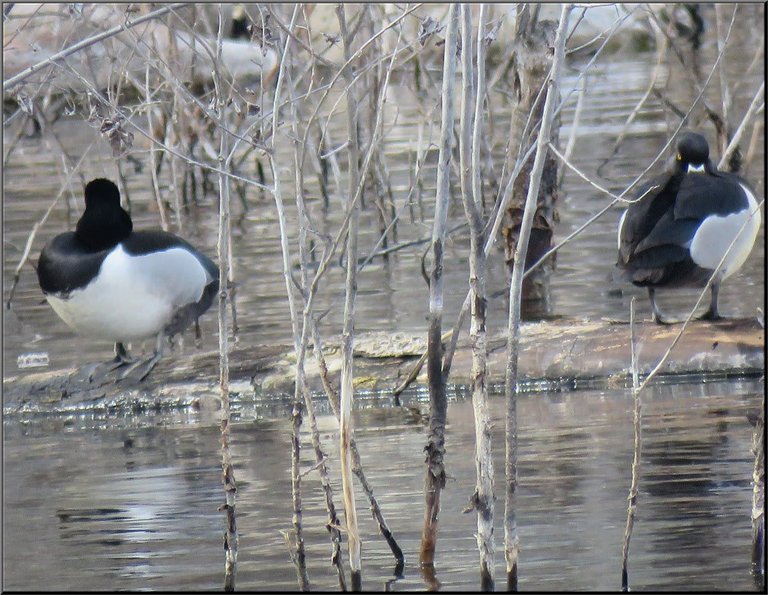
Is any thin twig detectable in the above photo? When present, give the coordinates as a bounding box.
[718,81,765,171]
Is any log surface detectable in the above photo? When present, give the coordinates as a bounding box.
[3,318,763,415]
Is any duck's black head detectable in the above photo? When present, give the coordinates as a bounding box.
[675,132,712,172]
[75,178,133,251]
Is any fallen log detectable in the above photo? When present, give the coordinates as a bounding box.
[3,318,763,415]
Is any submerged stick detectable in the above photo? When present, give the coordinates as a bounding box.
[279,9,349,586]
[287,12,407,571]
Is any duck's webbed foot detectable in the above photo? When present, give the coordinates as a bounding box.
[697,309,724,321]
[116,352,163,383]
[115,333,166,383]
[83,342,135,382]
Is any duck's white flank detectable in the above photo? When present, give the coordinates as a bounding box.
[45,245,211,342]
[688,183,762,279]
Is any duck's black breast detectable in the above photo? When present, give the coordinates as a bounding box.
[37,232,111,295]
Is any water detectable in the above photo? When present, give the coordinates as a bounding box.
[2,380,763,591]
[2,4,765,592]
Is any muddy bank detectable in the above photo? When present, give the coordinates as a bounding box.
[2,318,763,415]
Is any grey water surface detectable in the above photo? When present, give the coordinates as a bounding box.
[2,380,763,591]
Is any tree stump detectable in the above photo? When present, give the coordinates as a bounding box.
[501,7,560,319]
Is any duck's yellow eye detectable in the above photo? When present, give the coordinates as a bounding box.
[676,153,682,160]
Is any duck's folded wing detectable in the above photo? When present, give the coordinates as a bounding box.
[674,174,750,219]
[37,233,110,295]
[633,210,700,255]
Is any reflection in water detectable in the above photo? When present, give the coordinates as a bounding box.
[3,380,762,591]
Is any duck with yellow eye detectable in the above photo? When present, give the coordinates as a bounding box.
[616,131,761,324]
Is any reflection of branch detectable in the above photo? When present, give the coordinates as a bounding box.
[650,87,686,119]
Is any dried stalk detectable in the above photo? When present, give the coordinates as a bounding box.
[283,41,408,584]
[144,65,168,232]
[403,138,537,396]
[289,400,310,590]
[267,7,313,588]
[420,3,459,571]
[459,4,494,589]
[751,406,765,583]
[714,3,732,153]
[504,5,571,590]
[442,27,636,365]
[293,4,422,178]
[621,298,641,591]
[336,4,363,589]
[557,73,585,188]
[212,9,237,590]
[307,320,405,567]
[441,4,630,378]
[291,6,407,567]
[285,18,348,586]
